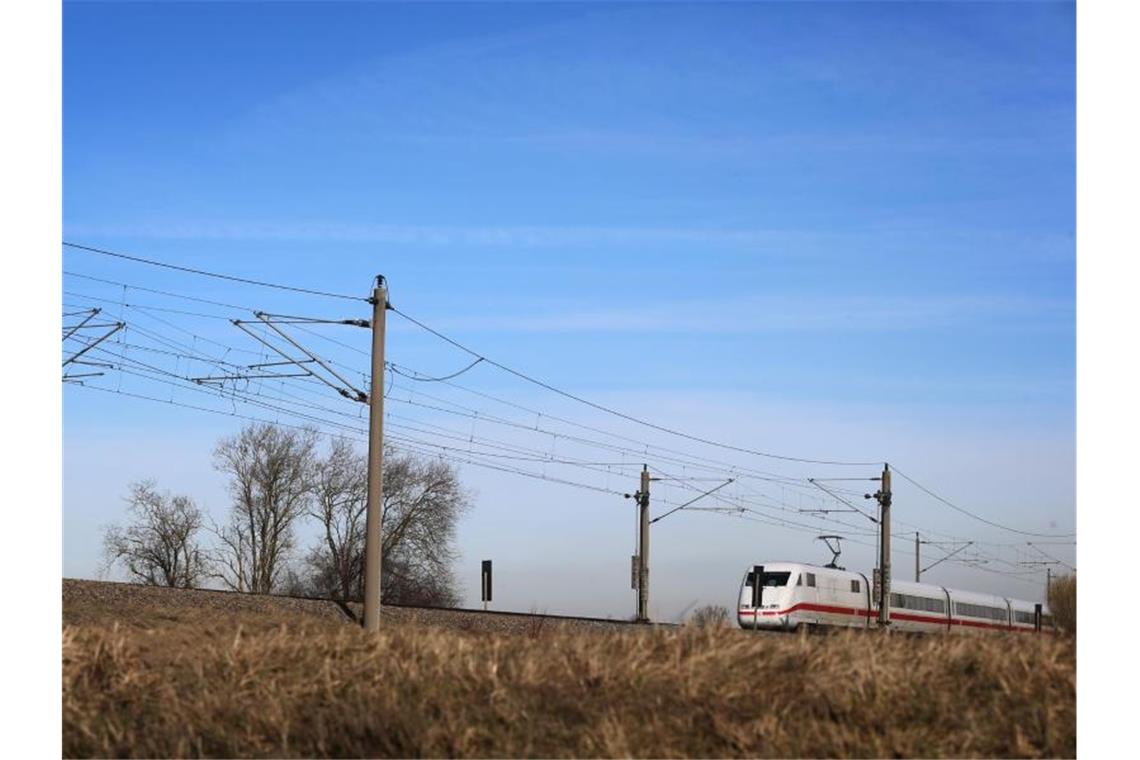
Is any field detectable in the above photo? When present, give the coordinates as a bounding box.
[63,580,1075,758]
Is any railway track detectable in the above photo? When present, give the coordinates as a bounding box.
[62,578,682,634]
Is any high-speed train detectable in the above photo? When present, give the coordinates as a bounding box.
[738,561,1055,634]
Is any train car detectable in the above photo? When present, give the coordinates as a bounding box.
[1009,597,1040,633]
[738,561,1053,635]
[946,588,1013,633]
[887,580,952,633]
[737,562,870,631]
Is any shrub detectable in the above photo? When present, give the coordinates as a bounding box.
[688,604,730,628]
[1049,573,1076,636]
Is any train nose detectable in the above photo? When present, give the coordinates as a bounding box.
[739,603,789,629]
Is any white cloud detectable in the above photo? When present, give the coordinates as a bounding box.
[425,293,1072,334]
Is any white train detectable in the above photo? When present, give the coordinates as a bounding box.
[737,561,1055,634]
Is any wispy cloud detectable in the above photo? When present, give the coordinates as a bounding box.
[63,219,816,247]
[63,219,1073,265]
[424,294,1072,335]
[207,4,1072,160]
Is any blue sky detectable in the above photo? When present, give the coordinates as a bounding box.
[63,1,1075,618]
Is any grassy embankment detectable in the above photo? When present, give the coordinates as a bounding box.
[63,582,1075,758]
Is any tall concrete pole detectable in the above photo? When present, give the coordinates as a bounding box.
[915,532,920,582]
[363,276,388,632]
[637,465,650,623]
[877,463,892,628]
[1046,567,1052,602]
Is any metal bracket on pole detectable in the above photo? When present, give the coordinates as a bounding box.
[920,541,973,575]
[229,317,368,402]
[62,308,101,342]
[63,322,124,368]
[650,478,734,524]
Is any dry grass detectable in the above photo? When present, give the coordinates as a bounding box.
[1049,574,1077,636]
[63,620,1074,758]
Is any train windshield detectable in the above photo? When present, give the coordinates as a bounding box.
[760,572,791,587]
[747,571,792,587]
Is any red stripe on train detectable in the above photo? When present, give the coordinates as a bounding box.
[738,603,1043,632]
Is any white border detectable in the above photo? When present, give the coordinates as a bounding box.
[2,0,62,756]
[1078,0,1139,754]
[4,0,1129,754]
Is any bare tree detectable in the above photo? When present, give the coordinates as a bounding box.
[305,436,368,600]
[380,448,470,606]
[103,480,205,587]
[304,442,470,606]
[211,423,318,594]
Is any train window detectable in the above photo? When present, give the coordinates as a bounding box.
[1014,610,1035,624]
[893,594,945,613]
[954,602,1007,621]
[796,574,802,586]
[758,572,791,587]
[851,580,860,593]
[806,573,816,587]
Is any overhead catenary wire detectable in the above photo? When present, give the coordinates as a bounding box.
[70,328,655,499]
[389,357,486,383]
[807,478,879,523]
[64,289,237,321]
[63,308,826,521]
[58,259,1074,577]
[64,270,251,311]
[82,314,1066,575]
[1025,542,1076,571]
[64,242,367,302]
[383,390,852,510]
[74,348,1059,586]
[891,465,1076,539]
[389,305,881,467]
[383,376,856,497]
[78,336,861,536]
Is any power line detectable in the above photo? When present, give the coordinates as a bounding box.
[70,361,1051,587]
[387,364,848,490]
[383,388,842,501]
[80,336,1059,575]
[59,259,1072,571]
[63,290,234,321]
[72,341,844,531]
[389,305,881,467]
[383,373,867,499]
[63,242,367,302]
[66,284,848,499]
[389,357,485,383]
[807,477,879,523]
[1026,542,1076,571]
[891,465,1075,539]
[73,383,366,443]
[85,353,368,435]
[64,270,251,311]
[386,307,1073,557]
